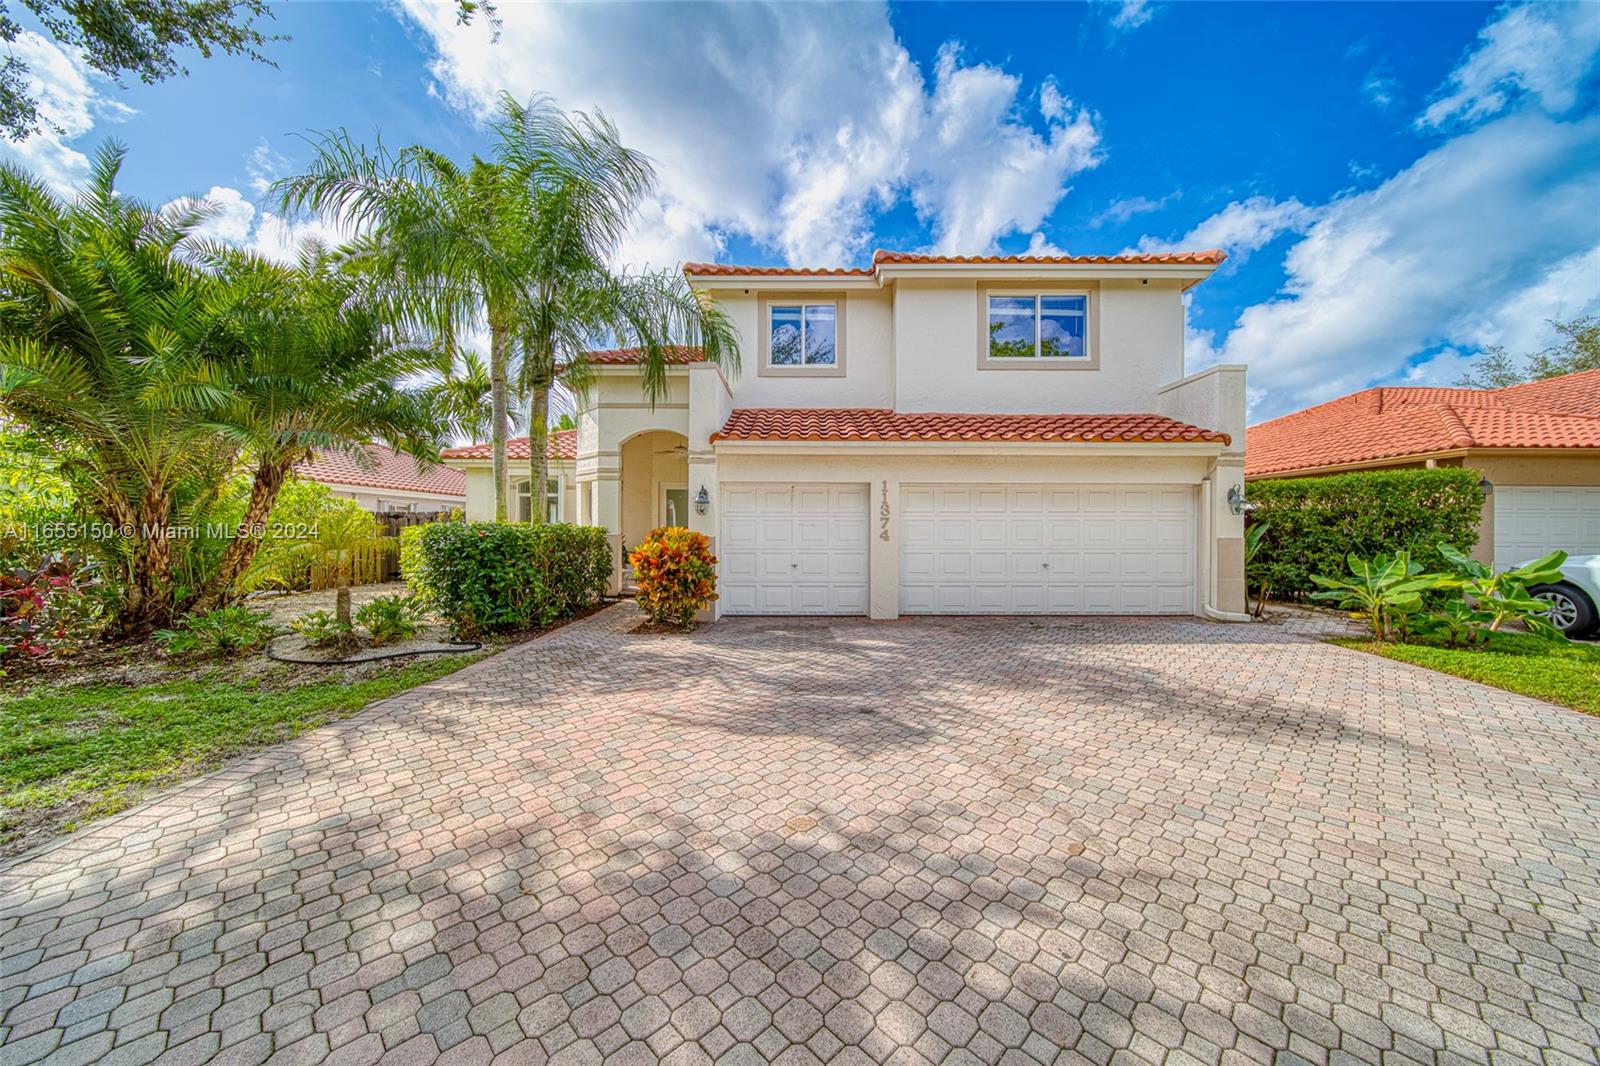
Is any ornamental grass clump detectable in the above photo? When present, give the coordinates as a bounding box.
[629,527,717,629]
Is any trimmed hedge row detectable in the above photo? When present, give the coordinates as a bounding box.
[401,521,613,637]
[1247,468,1483,601]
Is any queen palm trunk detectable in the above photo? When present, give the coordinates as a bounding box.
[490,316,512,522]
[528,385,550,525]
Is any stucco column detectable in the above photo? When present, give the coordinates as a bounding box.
[869,475,900,621]
[688,455,721,621]
[593,475,623,595]
[1212,457,1247,615]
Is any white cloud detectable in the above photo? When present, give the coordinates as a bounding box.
[397,2,1099,266]
[1137,195,1319,262]
[1207,112,1600,418]
[190,185,255,243]
[246,140,292,196]
[0,31,132,191]
[1362,70,1398,109]
[1109,1,1156,32]
[913,46,1101,254]
[161,184,354,264]
[1420,1,1600,128]
[1024,231,1066,256]
[1097,194,1170,225]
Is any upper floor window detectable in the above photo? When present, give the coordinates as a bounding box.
[987,293,1088,359]
[770,303,838,366]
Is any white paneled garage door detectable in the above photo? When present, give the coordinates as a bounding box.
[1494,486,1600,567]
[720,484,869,615]
[901,485,1195,614]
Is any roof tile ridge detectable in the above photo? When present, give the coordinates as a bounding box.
[1434,404,1476,448]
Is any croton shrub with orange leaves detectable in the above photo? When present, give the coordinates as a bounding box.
[629,526,718,628]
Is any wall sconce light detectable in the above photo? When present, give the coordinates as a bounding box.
[1227,484,1246,516]
[1477,477,1494,497]
[694,486,710,516]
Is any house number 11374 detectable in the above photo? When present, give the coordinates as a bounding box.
[879,481,891,541]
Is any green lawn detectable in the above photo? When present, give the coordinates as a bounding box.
[1,654,480,853]
[1331,632,1600,716]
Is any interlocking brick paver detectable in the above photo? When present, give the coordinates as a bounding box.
[2,605,1598,1064]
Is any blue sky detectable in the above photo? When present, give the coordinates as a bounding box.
[4,1,1598,420]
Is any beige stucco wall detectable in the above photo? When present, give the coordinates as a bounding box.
[710,289,895,409]
[320,484,464,513]
[891,278,1187,414]
[457,463,575,522]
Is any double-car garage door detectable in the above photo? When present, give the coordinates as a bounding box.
[720,481,1195,616]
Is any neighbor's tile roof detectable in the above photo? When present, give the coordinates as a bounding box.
[682,248,1226,277]
[711,409,1229,446]
[295,444,466,497]
[1246,368,1600,477]
[584,346,706,365]
[440,428,577,462]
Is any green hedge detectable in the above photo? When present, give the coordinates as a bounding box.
[401,522,613,637]
[1247,468,1483,600]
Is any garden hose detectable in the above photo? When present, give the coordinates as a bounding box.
[264,635,482,665]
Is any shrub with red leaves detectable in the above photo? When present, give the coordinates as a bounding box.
[628,526,718,629]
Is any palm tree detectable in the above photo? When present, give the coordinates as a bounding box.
[427,349,510,446]
[186,243,443,612]
[273,93,740,523]
[245,498,391,635]
[0,144,238,633]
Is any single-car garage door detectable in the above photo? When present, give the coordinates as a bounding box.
[720,484,869,615]
[901,485,1195,614]
[1494,486,1600,567]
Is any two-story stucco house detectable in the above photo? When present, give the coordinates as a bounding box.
[441,249,1248,621]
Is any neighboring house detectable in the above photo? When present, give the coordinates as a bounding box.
[441,248,1248,620]
[1246,369,1600,568]
[439,428,578,523]
[294,444,466,514]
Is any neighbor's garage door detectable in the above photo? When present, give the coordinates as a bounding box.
[1494,486,1600,567]
[720,484,869,615]
[900,485,1194,614]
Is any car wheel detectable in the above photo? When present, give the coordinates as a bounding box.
[1530,582,1599,639]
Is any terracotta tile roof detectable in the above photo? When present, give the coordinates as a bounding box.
[682,248,1226,277]
[711,409,1229,446]
[1246,368,1600,477]
[584,346,706,365]
[871,249,1228,267]
[679,263,874,277]
[440,428,577,462]
[294,444,466,497]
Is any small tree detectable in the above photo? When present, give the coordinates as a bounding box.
[244,497,390,631]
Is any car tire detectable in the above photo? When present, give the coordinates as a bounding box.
[1530,582,1599,639]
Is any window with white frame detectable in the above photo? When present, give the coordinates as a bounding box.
[516,478,560,522]
[986,293,1088,359]
[769,303,838,366]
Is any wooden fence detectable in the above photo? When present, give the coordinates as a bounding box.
[306,509,453,590]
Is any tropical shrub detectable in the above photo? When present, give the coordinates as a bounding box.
[291,609,357,652]
[0,147,441,635]
[1246,469,1483,601]
[1310,545,1570,646]
[402,521,612,637]
[1309,551,1450,641]
[154,606,276,658]
[355,594,426,646]
[244,502,391,631]
[0,553,103,670]
[629,526,718,629]
[1435,545,1568,638]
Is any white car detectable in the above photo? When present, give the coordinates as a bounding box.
[1526,554,1600,639]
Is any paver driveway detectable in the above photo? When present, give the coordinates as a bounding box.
[3,605,1599,1066]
